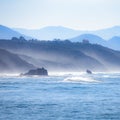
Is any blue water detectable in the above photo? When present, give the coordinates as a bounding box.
[0,73,120,120]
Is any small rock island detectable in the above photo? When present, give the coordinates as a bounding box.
[86,69,92,74]
[22,67,48,76]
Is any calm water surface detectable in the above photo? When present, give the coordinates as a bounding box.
[0,73,120,120]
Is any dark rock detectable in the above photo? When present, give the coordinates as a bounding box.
[23,67,48,76]
[86,69,92,74]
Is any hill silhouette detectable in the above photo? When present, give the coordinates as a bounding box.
[0,38,120,72]
[0,48,34,73]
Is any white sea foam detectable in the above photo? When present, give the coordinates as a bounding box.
[0,73,19,78]
[49,72,85,77]
[64,75,99,83]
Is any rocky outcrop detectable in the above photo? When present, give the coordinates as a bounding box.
[86,69,92,74]
[23,67,48,76]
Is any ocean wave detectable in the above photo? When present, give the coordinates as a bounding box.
[63,75,99,83]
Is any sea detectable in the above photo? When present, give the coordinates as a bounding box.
[0,72,120,120]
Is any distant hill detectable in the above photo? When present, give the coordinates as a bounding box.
[14,25,120,40]
[71,34,106,45]
[0,39,120,72]
[13,25,120,50]
[91,26,120,39]
[14,26,84,40]
[70,34,120,51]
[0,48,34,73]
[107,36,120,50]
[1,24,120,50]
[0,25,31,40]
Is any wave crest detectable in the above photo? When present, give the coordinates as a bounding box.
[64,75,99,83]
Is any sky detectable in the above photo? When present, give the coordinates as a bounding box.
[0,0,120,30]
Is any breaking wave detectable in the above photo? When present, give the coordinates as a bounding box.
[64,75,99,83]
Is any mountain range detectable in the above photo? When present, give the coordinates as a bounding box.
[0,38,120,73]
[0,25,31,40]
[70,34,120,50]
[14,25,120,40]
[14,26,82,40]
[0,25,120,50]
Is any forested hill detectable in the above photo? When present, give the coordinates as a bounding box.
[0,38,120,72]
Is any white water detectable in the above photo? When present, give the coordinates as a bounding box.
[64,76,98,83]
